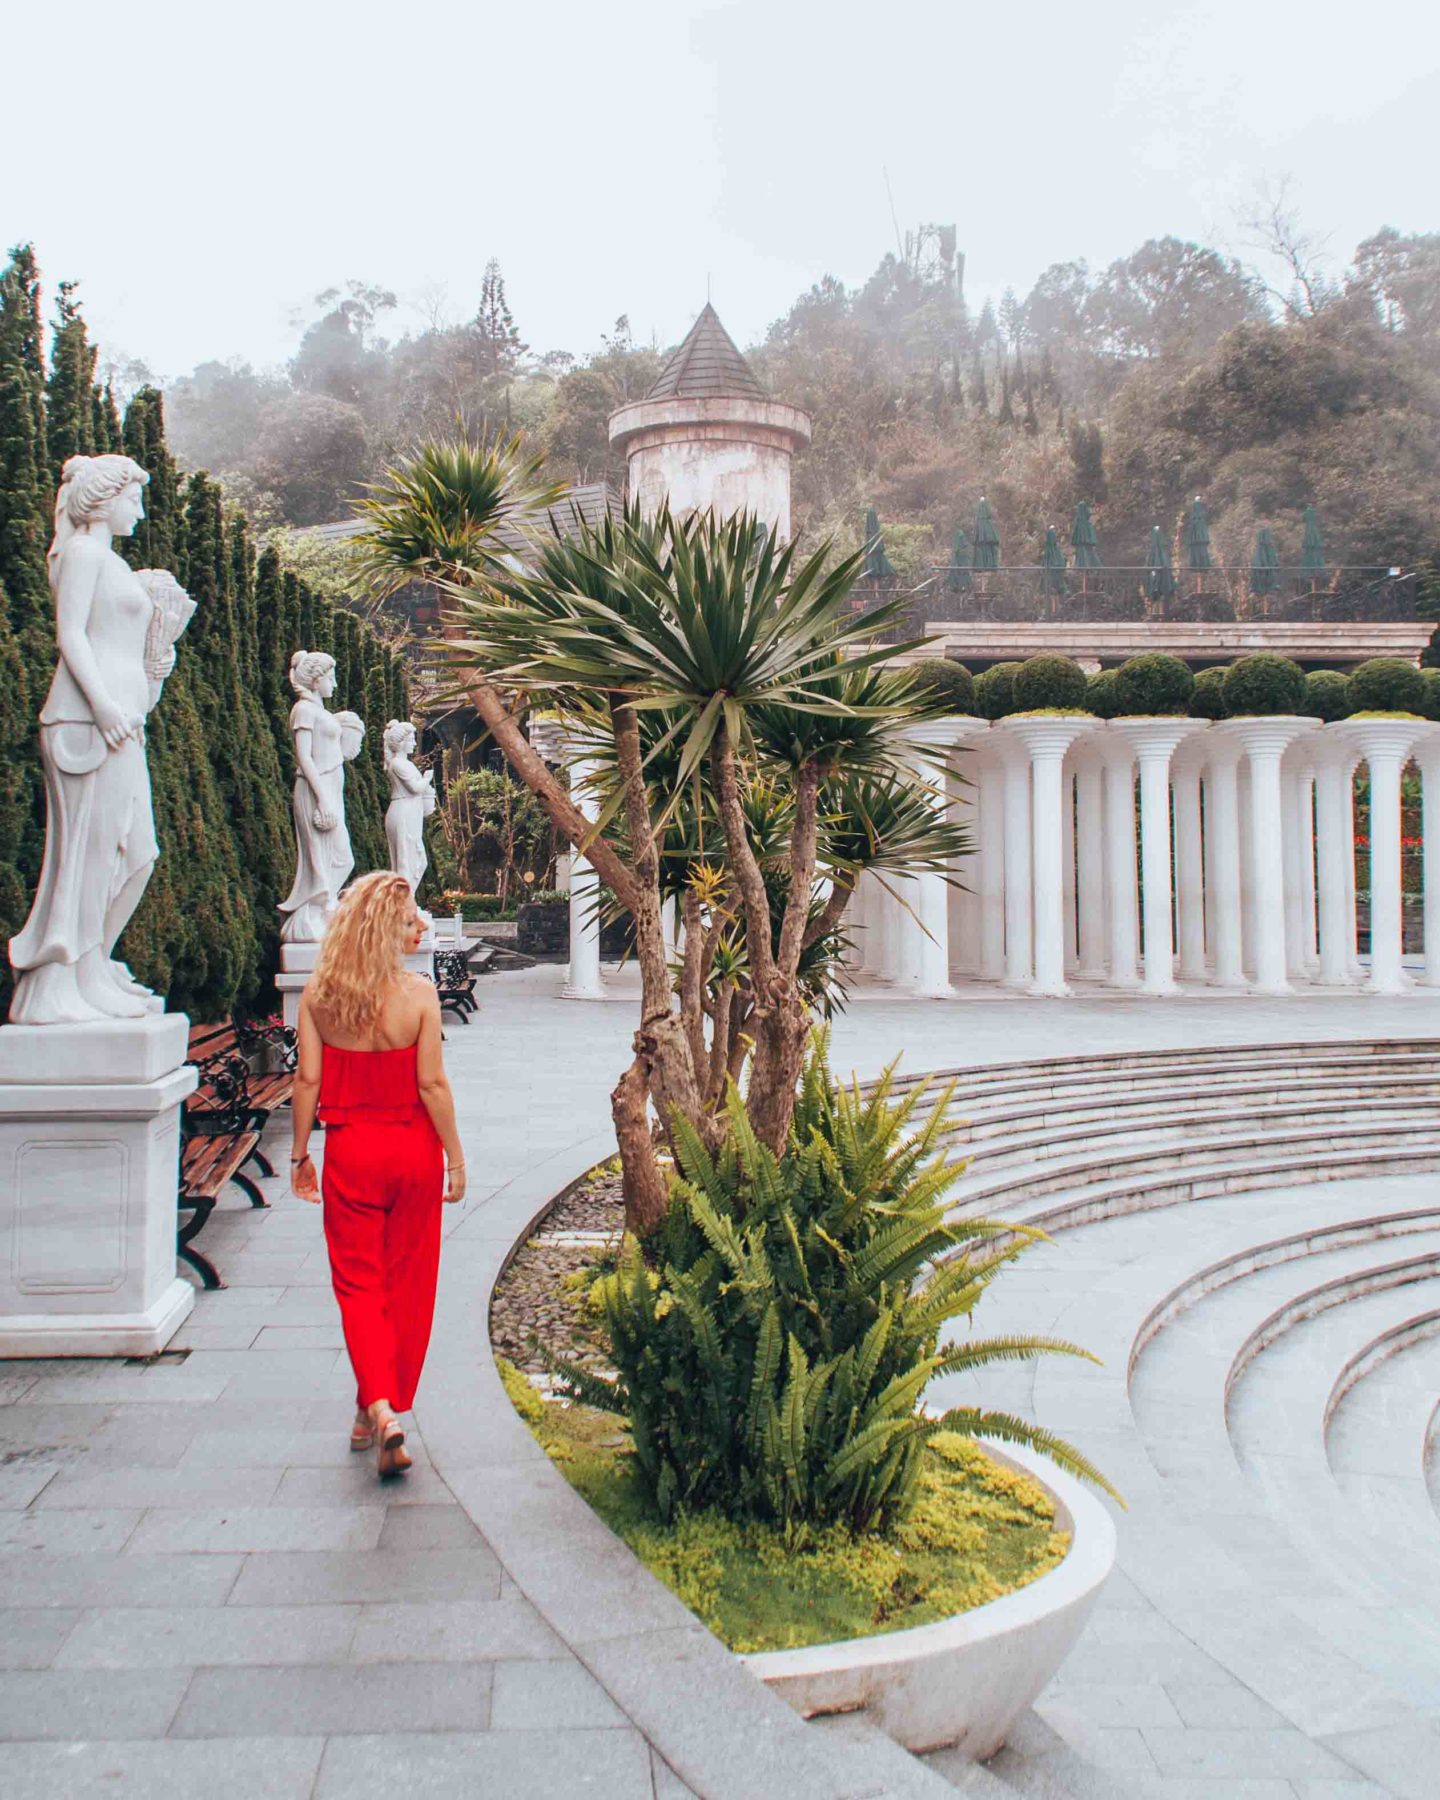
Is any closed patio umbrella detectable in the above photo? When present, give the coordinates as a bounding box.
[1181,497,1212,572]
[1300,505,1326,578]
[863,506,896,580]
[1070,500,1101,569]
[1147,525,1176,600]
[943,525,973,594]
[1250,526,1280,595]
[973,497,1000,572]
[1041,525,1066,595]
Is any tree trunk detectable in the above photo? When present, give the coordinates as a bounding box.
[611,1058,669,1237]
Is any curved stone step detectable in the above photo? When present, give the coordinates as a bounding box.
[956,1099,1438,1175]
[888,1037,1440,1099]
[1328,1329,1440,1578]
[1227,1279,1440,1703]
[951,1119,1440,1213]
[953,1177,1440,1747]
[941,1071,1440,1144]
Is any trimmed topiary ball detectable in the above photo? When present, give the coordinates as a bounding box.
[1347,657,1426,715]
[1114,652,1195,716]
[1085,669,1121,720]
[908,657,975,714]
[1303,669,1354,722]
[1221,653,1306,716]
[1421,667,1440,722]
[1189,666,1228,720]
[1012,653,1089,713]
[976,661,1022,720]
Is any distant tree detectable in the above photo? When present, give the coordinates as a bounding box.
[999,286,1025,350]
[1350,228,1440,340]
[1067,421,1107,504]
[252,392,370,525]
[474,259,527,380]
[1086,238,1266,362]
[997,365,1015,425]
[45,280,99,482]
[291,281,395,407]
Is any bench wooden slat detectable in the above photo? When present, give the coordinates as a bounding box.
[181,1131,261,1202]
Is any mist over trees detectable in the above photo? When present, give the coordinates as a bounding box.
[161,226,1440,580]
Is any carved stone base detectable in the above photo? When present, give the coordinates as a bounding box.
[278,940,436,1027]
[0,1015,198,1359]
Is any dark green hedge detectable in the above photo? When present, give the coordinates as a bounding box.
[1013,654,1088,712]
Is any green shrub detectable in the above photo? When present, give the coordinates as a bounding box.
[1347,657,1426,715]
[439,891,504,920]
[1421,668,1440,722]
[549,1037,1112,1534]
[1189,666,1228,719]
[908,658,975,715]
[975,661,1022,720]
[1085,669,1121,719]
[1303,670,1354,722]
[1114,652,1194,716]
[1013,654,1088,713]
[1221,653,1306,716]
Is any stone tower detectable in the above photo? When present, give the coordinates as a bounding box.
[608,304,811,539]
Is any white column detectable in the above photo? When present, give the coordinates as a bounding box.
[950,754,981,977]
[1281,756,1308,979]
[1172,745,1207,983]
[902,719,988,997]
[1343,761,1362,979]
[1113,720,1203,996]
[1062,766,1079,974]
[1341,719,1421,994]
[1417,734,1440,988]
[1003,718,1094,997]
[1228,718,1316,995]
[1000,743,1033,988]
[1100,732,1140,989]
[1074,748,1108,981]
[1313,734,1357,987]
[976,755,1007,981]
[562,755,605,1000]
[1297,760,1318,975]
[1204,735,1245,987]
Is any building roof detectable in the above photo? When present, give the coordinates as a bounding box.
[645,304,765,402]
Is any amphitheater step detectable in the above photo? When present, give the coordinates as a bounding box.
[941,1071,1440,1143]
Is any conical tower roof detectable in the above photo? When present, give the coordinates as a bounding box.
[646,303,765,401]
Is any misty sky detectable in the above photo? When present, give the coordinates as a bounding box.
[7,0,1439,380]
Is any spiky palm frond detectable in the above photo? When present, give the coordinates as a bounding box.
[350,432,566,599]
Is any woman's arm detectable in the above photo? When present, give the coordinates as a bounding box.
[415,982,466,1201]
[55,539,134,747]
[290,991,323,1199]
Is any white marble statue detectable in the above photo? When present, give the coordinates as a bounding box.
[278,654,363,943]
[383,720,435,896]
[8,455,196,1026]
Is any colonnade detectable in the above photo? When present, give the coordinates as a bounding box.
[846,714,1440,999]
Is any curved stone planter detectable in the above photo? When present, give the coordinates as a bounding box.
[742,1441,1116,1758]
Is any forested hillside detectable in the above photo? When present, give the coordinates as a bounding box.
[163,231,1440,583]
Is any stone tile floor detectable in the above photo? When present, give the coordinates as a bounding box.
[3,966,1440,1796]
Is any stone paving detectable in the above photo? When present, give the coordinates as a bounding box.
[3,967,1440,1797]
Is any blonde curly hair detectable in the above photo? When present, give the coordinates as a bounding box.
[308,872,414,1038]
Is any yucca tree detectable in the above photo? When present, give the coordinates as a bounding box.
[355,442,972,1232]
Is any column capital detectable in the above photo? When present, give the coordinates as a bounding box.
[1334,715,1429,764]
[1109,716,1207,762]
[1407,719,1440,772]
[1222,715,1317,761]
[994,714,1096,760]
[906,715,991,751]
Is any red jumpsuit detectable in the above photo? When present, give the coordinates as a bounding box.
[318,1043,444,1413]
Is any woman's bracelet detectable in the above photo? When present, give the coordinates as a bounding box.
[291,1153,310,1164]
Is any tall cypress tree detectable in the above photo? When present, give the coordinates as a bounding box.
[0,580,31,1016]
[46,281,98,482]
[121,387,179,572]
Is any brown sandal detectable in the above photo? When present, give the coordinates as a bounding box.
[376,1415,412,1477]
[350,1415,374,1453]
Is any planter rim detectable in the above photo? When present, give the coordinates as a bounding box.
[740,1436,1115,1680]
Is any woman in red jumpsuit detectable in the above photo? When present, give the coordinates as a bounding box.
[289,873,466,1476]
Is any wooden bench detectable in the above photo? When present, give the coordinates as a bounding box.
[433,949,479,1023]
[178,1015,295,1288]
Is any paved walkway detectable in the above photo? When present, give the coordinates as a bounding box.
[3,967,1439,1797]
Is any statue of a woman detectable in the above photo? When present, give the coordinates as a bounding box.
[383,720,435,896]
[8,454,193,1026]
[278,653,359,943]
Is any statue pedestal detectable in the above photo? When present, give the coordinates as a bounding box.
[0,1013,198,1358]
[276,935,437,1027]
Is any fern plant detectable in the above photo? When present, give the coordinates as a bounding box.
[548,1035,1116,1534]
